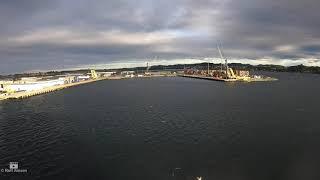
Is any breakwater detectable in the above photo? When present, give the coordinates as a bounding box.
[179,74,278,82]
[0,77,110,101]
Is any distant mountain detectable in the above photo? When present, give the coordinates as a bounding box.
[112,63,320,74]
[0,63,319,79]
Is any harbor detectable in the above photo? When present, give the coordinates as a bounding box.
[0,50,277,102]
[1,0,319,179]
[1,73,317,180]
[0,69,176,101]
[0,66,277,101]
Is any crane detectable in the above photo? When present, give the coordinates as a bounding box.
[90,70,98,79]
[217,44,235,79]
[145,56,157,75]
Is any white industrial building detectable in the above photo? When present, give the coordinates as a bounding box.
[98,72,116,77]
[77,75,91,81]
[121,71,135,75]
[1,79,65,92]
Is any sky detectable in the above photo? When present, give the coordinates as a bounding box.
[1,0,320,74]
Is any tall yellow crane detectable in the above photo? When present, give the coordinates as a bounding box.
[217,44,236,79]
[90,70,98,79]
[3,85,16,93]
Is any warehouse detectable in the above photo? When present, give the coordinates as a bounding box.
[1,79,65,92]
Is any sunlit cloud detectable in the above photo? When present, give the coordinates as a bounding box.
[10,29,188,46]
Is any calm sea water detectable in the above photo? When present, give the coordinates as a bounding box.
[1,72,320,180]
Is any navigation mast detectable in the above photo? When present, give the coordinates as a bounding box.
[146,62,150,73]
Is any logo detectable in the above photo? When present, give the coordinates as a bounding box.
[1,162,27,174]
[9,162,18,170]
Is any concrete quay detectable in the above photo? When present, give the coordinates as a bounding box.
[179,74,277,82]
[0,74,178,101]
[179,74,237,82]
[0,77,109,101]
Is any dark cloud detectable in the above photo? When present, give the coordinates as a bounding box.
[0,0,320,74]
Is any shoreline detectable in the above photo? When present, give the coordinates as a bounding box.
[179,74,237,82]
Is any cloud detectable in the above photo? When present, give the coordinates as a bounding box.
[9,29,179,45]
[0,0,320,74]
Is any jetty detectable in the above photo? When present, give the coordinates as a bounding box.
[179,74,277,82]
[179,74,237,82]
[0,77,110,101]
[0,74,176,101]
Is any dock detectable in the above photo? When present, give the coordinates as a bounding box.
[179,74,277,82]
[0,77,110,101]
[179,74,237,82]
